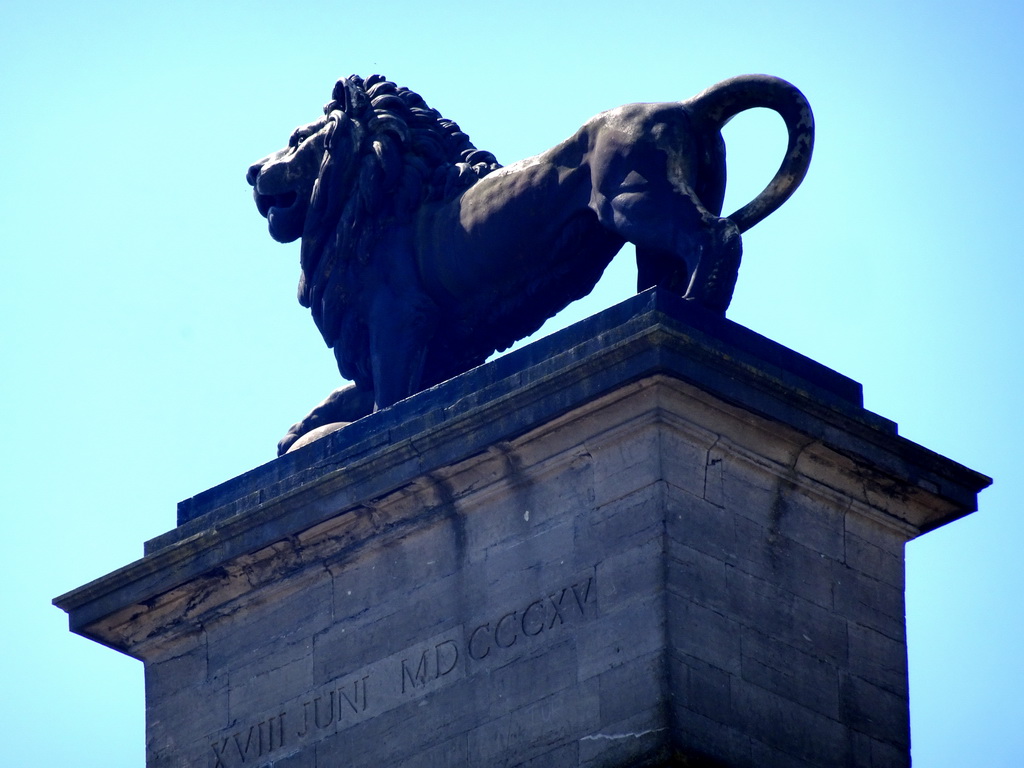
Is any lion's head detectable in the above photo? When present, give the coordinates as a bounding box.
[247,117,329,244]
[247,75,502,366]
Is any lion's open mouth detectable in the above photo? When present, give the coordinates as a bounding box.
[255,190,298,218]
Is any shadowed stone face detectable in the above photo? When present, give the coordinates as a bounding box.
[54,292,988,768]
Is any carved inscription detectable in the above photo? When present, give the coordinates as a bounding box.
[468,578,593,660]
[294,675,369,737]
[402,639,460,693]
[209,674,369,768]
[205,574,595,766]
[210,714,285,768]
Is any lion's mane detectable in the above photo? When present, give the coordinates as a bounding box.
[299,74,502,388]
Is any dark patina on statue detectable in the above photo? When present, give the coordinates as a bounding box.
[247,74,814,454]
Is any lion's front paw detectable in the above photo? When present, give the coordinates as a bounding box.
[277,427,302,457]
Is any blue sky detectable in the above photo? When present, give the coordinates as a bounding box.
[2,1,1022,765]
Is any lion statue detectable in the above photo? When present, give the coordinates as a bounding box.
[247,73,814,454]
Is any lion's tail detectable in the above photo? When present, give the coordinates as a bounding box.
[689,74,814,233]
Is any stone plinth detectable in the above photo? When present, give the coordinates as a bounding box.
[54,290,989,768]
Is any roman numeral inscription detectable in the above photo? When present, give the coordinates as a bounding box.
[203,574,594,766]
[467,578,594,661]
[210,713,286,768]
[402,639,460,694]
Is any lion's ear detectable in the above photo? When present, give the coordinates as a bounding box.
[331,78,348,104]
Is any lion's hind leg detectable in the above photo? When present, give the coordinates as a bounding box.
[682,217,743,313]
[607,188,741,313]
[636,246,689,294]
[594,164,717,301]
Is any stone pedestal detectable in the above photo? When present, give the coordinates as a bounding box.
[55,291,988,768]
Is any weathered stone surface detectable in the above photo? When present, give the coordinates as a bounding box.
[54,290,989,767]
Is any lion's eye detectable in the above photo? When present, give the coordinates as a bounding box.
[290,129,312,148]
